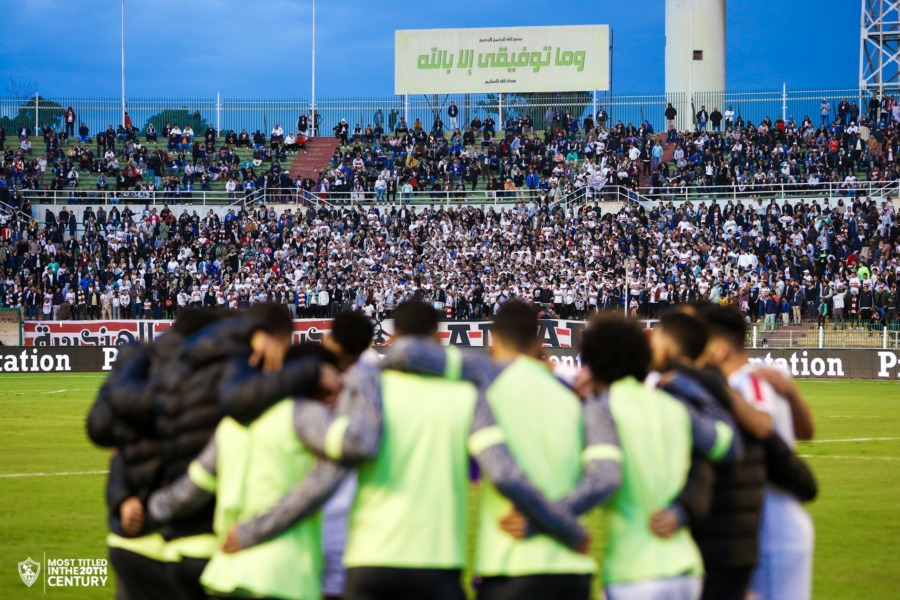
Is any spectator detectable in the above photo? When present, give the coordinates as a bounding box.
[710,107,723,133]
[447,100,459,131]
[696,105,709,131]
[64,107,77,138]
[821,99,831,127]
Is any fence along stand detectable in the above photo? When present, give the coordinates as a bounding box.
[818,326,824,349]
[752,325,758,349]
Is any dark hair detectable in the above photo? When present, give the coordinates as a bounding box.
[580,315,650,384]
[286,342,340,367]
[657,311,709,361]
[245,302,293,337]
[331,311,375,357]
[695,304,746,350]
[172,307,226,337]
[492,300,539,352]
[393,301,440,337]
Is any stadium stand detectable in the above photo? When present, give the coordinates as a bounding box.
[0,101,899,341]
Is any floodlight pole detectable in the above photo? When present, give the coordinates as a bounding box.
[311,0,316,137]
[121,0,126,128]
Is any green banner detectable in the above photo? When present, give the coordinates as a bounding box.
[395,25,609,95]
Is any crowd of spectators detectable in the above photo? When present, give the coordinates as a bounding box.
[0,113,305,204]
[4,93,900,210]
[0,191,897,329]
[294,94,900,204]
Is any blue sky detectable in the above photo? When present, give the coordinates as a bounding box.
[0,0,858,99]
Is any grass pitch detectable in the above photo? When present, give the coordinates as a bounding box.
[0,374,898,599]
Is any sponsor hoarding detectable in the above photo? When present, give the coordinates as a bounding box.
[0,346,119,372]
[23,319,589,349]
[746,348,900,380]
[7,338,900,379]
[23,320,333,347]
[395,25,610,94]
[544,348,900,380]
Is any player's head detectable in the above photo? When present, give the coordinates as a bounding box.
[286,342,340,367]
[581,315,650,387]
[695,304,747,370]
[651,310,709,370]
[171,306,226,338]
[324,311,375,370]
[393,301,440,339]
[246,302,294,343]
[491,300,540,360]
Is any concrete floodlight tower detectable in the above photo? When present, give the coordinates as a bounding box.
[665,0,727,130]
[860,0,900,99]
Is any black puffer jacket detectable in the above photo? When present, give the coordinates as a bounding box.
[88,317,322,540]
[671,363,767,570]
[105,454,136,537]
[87,337,177,513]
[148,317,321,540]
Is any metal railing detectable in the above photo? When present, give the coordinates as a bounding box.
[19,178,895,212]
[638,179,900,205]
[15,185,613,211]
[293,188,577,208]
[19,188,260,207]
[1,86,863,144]
[749,320,900,349]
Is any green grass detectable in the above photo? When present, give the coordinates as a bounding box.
[0,376,898,599]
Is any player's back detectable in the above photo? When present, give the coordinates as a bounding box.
[603,376,703,585]
[344,370,477,570]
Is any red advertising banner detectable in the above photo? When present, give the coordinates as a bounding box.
[23,319,592,348]
[23,320,337,347]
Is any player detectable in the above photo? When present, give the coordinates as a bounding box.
[148,342,349,600]
[698,306,816,600]
[89,309,221,600]
[646,310,767,600]
[471,301,621,600]
[579,314,739,600]
[293,301,591,600]
[319,312,377,600]
[89,305,338,599]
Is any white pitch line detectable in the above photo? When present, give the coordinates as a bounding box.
[799,454,900,462]
[0,374,106,379]
[806,437,900,444]
[0,388,92,394]
[828,415,880,419]
[0,470,109,479]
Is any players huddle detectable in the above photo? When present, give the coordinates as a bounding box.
[87,300,817,600]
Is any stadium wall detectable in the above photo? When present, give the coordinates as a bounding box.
[546,348,900,380]
[21,319,590,348]
[2,346,899,379]
[6,319,900,379]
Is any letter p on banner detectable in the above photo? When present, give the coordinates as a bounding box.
[877,351,898,378]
